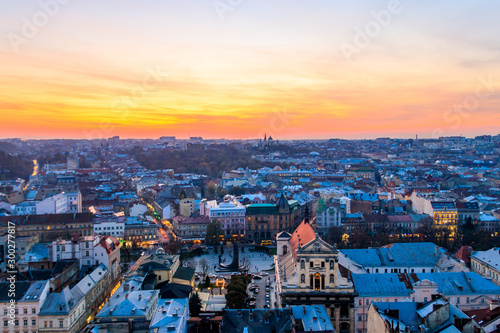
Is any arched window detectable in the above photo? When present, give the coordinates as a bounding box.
[330,274,334,284]
[301,274,305,283]
[301,260,305,269]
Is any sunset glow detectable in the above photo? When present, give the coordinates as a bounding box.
[1,0,499,139]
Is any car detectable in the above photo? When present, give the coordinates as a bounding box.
[247,296,256,302]
[260,272,269,276]
[249,286,258,291]
[248,301,256,308]
[263,304,270,309]
[265,294,270,299]
[231,272,241,276]
[252,275,263,280]
[253,289,259,295]
[195,274,200,280]
[208,274,217,279]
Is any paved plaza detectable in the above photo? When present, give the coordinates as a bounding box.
[191,246,275,276]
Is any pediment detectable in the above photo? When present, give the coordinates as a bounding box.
[299,237,338,254]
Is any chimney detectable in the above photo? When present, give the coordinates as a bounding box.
[125,293,128,299]
[490,300,499,311]
[138,294,142,301]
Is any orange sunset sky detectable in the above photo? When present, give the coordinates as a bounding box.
[1,0,499,140]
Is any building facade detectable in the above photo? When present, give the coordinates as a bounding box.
[246,194,302,243]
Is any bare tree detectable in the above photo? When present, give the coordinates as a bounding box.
[199,257,210,278]
[184,258,197,270]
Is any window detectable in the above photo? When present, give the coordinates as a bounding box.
[86,251,89,256]
[59,320,64,328]
[301,274,305,283]
[457,297,460,304]
[310,261,314,268]
[3,321,7,327]
[385,269,388,273]
[330,261,334,269]
[32,308,36,314]
[424,297,428,302]
[330,274,334,284]
[466,297,470,304]
[366,299,369,306]
[358,315,362,321]
[24,320,28,326]
[23,308,27,314]
[32,320,36,326]
[3,309,6,315]
[375,269,379,273]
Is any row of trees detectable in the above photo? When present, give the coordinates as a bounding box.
[132,144,291,178]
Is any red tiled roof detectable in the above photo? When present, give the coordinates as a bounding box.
[98,235,120,254]
[289,220,316,262]
[455,246,473,265]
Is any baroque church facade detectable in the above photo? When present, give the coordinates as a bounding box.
[275,218,356,333]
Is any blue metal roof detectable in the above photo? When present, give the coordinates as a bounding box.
[415,272,500,295]
[352,273,411,297]
[342,243,444,268]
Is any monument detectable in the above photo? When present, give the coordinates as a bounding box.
[217,243,246,272]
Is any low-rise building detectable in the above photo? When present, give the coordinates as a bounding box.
[471,248,500,286]
[221,309,293,333]
[172,215,210,241]
[0,213,94,241]
[149,298,189,333]
[352,272,500,333]
[95,290,160,333]
[367,296,479,333]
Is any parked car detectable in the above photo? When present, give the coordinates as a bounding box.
[248,301,256,308]
[260,272,269,276]
[263,304,270,309]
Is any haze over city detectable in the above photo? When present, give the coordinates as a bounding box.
[1,0,500,140]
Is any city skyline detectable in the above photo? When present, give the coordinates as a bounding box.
[1,0,500,139]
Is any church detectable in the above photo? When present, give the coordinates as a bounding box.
[274,215,356,333]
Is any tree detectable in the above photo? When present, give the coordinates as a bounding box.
[207,181,217,198]
[189,292,202,317]
[204,275,211,288]
[205,220,224,245]
[165,241,182,254]
[325,226,343,247]
[228,186,246,196]
[199,258,209,278]
[225,276,248,309]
